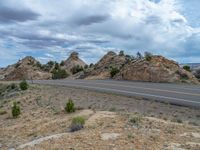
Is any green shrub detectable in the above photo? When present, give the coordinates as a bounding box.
[41,61,55,72]
[129,114,142,127]
[119,50,125,56]
[144,52,153,61]
[36,62,42,68]
[65,99,75,113]
[84,65,88,69]
[52,69,69,79]
[20,80,28,90]
[11,83,17,90]
[71,65,84,74]
[183,65,191,72]
[110,67,120,78]
[136,52,143,59]
[176,70,189,81]
[89,63,94,68]
[12,101,21,118]
[70,116,85,132]
[60,61,65,66]
[54,62,60,70]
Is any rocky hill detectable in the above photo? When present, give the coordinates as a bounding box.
[83,51,199,84]
[0,56,51,80]
[115,55,199,84]
[0,51,199,84]
[85,51,128,79]
[62,52,87,74]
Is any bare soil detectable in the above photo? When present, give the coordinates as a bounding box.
[0,82,200,150]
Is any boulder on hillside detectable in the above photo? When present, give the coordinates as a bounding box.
[115,55,199,84]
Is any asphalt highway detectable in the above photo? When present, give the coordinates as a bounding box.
[31,79,200,108]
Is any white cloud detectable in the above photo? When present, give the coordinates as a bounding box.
[0,0,200,67]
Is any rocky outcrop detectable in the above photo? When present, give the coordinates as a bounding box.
[85,51,127,79]
[115,56,199,84]
[0,56,51,81]
[62,52,87,74]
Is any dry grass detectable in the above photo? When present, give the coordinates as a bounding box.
[0,83,199,150]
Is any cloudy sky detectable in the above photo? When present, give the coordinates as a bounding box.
[0,0,200,67]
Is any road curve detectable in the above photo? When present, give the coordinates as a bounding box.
[31,79,200,108]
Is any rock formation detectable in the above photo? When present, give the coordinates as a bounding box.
[85,51,127,79]
[62,52,87,74]
[0,56,51,80]
[115,56,199,84]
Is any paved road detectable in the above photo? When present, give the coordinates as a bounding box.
[31,79,200,108]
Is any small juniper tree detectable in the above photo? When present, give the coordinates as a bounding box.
[60,61,65,66]
[12,101,21,118]
[136,52,143,59]
[110,67,120,78]
[183,65,191,72]
[144,52,153,61]
[119,50,125,56]
[20,80,28,90]
[65,99,75,113]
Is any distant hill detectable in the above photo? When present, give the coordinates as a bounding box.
[180,63,200,71]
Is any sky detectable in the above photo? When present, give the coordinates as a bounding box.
[0,0,200,67]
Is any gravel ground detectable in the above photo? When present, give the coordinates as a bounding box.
[0,83,200,149]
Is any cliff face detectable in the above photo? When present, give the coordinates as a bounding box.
[0,56,51,81]
[85,51,127,79]
[115,56,199,84]
[62,52,87,74]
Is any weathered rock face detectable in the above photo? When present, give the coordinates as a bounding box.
[115,56,199,84]
[85,51,127,79]
[0,56,51,81]
[62,52,87,73]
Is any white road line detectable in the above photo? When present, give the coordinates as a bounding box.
[93,80,200,92]
[58,80,200,97]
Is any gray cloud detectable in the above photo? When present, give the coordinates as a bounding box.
[0,6,40,23]
[0,0,200,67]
[74,14,109,26]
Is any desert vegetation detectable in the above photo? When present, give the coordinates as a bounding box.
[110,67,120,78]
[12,101,21,118]
[70,116,85,132]
[65,99,75,113]
[20,80,29,90]
[183,65,191,72]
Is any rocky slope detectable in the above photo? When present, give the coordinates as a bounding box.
[0,56,51,80]
[62,52,87,74]
[84,51,198,84]
[85,51,128,79]
[115,56,199,84]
